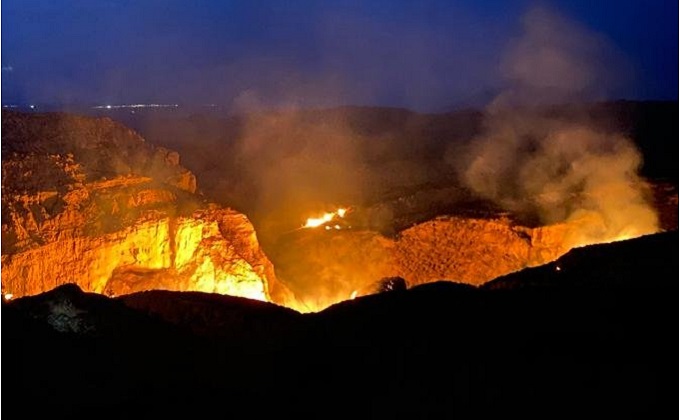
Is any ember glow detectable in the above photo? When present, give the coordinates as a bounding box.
[303,207,348,229]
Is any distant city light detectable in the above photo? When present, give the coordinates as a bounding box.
[93,103,180,110]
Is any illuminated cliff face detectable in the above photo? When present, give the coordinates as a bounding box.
[1,112,274,303]
[1,201,273,302]
[105,213,271,301]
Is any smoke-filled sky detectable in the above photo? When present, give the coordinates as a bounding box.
[1,0,677,110]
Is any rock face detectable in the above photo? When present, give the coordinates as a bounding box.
[395,216,563,285]
[1,111,276,301]
[270,215,592,311]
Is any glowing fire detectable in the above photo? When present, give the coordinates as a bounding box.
[4,293,13,301]
[564,210,658,250]
[303,207,348,228]
[304,213,334,228]
[572,232,647,249]
[350,290,358,300]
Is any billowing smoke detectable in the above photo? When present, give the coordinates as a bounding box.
[454,6,658,246]
[228,108,365,237]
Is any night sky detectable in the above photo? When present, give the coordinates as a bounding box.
[1,0,677,111]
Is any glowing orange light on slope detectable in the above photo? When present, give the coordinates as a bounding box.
[303,207,348,228]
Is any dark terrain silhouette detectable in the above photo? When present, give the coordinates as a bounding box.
[3,231,677,418]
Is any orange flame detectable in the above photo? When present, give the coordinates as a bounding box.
[303,207,348,228]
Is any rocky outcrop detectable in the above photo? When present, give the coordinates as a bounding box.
[2,206,275,301]
[1,111,276,302]
[270,215,593,311]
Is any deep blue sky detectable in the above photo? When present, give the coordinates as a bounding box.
[1,0,677,111]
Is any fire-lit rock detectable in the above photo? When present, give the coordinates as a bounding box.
[270,213,662,311]
[1,108,674,314]
[1,111,277,302]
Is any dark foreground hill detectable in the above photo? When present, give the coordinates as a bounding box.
[3,231,678,418]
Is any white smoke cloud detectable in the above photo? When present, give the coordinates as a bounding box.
[454,6,658,246]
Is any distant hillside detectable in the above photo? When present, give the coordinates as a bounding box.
[122,100,676,185]
[113,102,674,214]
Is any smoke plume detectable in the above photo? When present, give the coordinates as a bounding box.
[455,6,658,246]
[229,108,366,236]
